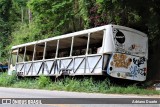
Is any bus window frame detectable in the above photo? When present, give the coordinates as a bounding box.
[33,42,45,61]
[14,30,105,63]
[45,40,58,59]
[24,45,35,62]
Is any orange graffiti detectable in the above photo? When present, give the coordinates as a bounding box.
[111,54,132,68]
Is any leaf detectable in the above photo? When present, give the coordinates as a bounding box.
[112,0,117,3]
[96,0,104,3]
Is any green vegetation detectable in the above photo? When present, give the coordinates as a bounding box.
[0,0,159,80]
[0,0,159,53]
[0,0,160,92]
[0,72,17,86]
[0,72,159,95]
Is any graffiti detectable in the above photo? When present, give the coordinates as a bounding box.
[139,68,147,76]
[125,72,133,77]
[130,57,146,77]
[111,54,132,68]
[114,29,126,53]
[129,44,142,51]
[115,45,125,53]
[130,66,146,76]
[129,66,138,77]
[133,57,145,67]
[115,30,125,44]
[128,44,144,55]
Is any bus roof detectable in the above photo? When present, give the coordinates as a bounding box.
[12,24,147,49]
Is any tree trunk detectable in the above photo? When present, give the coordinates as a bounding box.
[21,7,24,23]
[28,8,32,24]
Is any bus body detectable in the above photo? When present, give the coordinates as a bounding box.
[8,24,148,81]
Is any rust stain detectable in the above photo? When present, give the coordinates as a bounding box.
[111,54,132,68]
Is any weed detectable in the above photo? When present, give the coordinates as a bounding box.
[0,72,159,95]
[36,76,52,88]
[0,72,17,86]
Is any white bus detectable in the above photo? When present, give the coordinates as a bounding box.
[8,24,148,81]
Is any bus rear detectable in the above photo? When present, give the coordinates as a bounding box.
[105,25,148,81]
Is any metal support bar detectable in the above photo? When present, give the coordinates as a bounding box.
[102,29,106,51]
[48,60,55,74]
[8,50,12,68]
[91,55,102,73]
[26,63,33,75]
[66,58,73,69]
[44,62,50,74]
[23,46,26,62]
[70,37,74,56]
[20,64,24,71]
[43,42,47,60]
[55,40,59,58]
[32,44,36,61]
[35,62,43,75]
[16,48,19,63]
[86,33,90,55]
[74,58,85,73]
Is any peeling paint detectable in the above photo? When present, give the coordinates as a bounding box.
[111,54,132,68]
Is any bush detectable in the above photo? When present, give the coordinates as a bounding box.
[37,76,52,88]
[0,72,17,86]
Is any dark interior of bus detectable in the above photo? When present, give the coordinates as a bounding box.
[14,30,104,62]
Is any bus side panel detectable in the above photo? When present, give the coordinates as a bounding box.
[107,53,147,81]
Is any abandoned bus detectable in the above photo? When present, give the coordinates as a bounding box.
[8,24,148,81]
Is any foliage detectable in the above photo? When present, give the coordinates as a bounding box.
[0,72,17,86]
[28,0,90,35]
[0,0,159,45]
[0,72,157,95]
[11,22,41,45]
[37,76,52,88]
[0,18,10,60]
[0,0,160,80]
[7,0,160,47]
[0,0,28,61]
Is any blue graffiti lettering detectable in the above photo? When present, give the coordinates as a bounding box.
[130,66,146,77]
[129,66,138,77]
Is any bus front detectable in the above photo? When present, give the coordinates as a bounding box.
[105,25,148,81]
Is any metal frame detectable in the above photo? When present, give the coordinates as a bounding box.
[55,40,59,58]
[11,25,147,50]
[15,54,103,76]
[70,37,74,56]
[13,29,105,76]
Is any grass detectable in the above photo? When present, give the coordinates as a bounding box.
[0,72,159,95]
